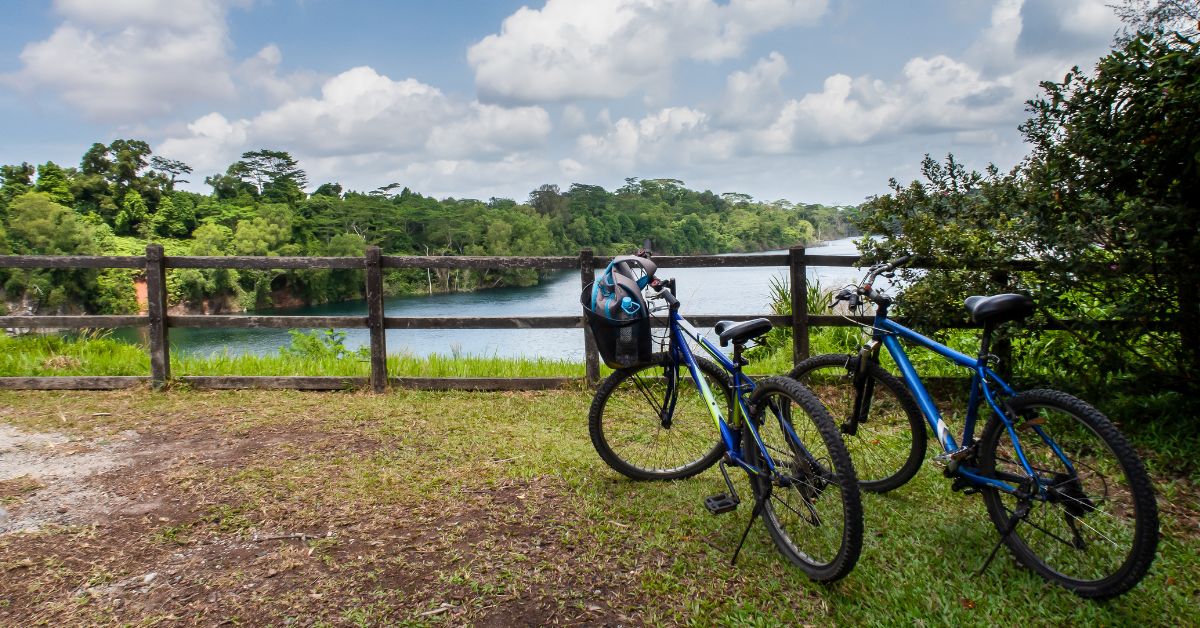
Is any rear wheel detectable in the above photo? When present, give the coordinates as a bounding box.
[978,389,1159,599]
[744,376,863,582]
[790,354,926,492]
[589,352,730,480]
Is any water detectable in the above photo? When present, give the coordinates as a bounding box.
[121,237,867,361]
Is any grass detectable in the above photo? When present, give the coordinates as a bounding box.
[0,331,585,378]
[0,388,1197,625]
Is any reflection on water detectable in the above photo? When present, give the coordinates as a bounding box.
[114,237,868,361]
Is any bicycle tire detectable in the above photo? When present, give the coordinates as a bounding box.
[978,389,1159,599]
[744,376,863,582]
[790,354,926,493]
[589,352,730,481]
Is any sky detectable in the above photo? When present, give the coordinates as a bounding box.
[0,0,1124,206]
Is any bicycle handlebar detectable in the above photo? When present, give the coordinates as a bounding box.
[648,277,680,310]
[833,254,915,307]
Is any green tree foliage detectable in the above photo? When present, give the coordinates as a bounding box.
[858,30,1200,398]
[0,162,35,218]
[3,193,99,310]
[34,162,73,206]
[2,140,849,312]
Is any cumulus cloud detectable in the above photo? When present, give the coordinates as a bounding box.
[235,45,324,105]
[707,0,1118,154]
[4,0,238,120]
[718,51,789,128]
[578,106,730,168]
[468,0,828,103]
[159,66,554,192]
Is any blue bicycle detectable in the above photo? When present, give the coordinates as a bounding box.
[790,256,1159,598]
[587,254,863,582]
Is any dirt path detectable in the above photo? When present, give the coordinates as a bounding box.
[0,395,659,626]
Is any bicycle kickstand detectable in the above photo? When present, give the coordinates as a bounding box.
[978,501,1030,576]
[731,486,769,566]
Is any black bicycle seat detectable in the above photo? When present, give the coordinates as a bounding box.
[713,318,772,347]
[964,294,1034,325]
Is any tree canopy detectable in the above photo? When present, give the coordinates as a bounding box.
[858,28,1200,398]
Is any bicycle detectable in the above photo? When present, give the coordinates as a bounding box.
[587,252,863,582]
[789,255,1159,598]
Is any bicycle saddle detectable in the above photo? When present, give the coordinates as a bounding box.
[713,318,772,347]
[964,294,1034,325]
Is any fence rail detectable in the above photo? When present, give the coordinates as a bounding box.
[0,244,1058,392]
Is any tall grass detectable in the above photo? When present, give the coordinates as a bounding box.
[0,330,583,378]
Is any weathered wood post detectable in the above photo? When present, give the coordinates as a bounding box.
[789,245,809,366]
[365,246,388,393]
[145,244,170,389]
[580,248,600,387]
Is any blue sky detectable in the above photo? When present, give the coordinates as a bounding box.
[0,0,1122,205]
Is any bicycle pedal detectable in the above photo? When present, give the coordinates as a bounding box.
[951,476,981,495]
[704,493,740,515]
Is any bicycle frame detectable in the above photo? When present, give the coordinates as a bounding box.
[664,309,793,478]
[869,313,1073,495]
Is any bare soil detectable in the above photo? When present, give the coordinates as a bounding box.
[0,399,660,626]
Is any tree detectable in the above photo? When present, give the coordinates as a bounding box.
[312,182,343,198]
[114,190,149,236]
[149,156,193,190]
[4,193,98,310]
[1021,31,1200,388]
[231,149,308,204]
[859,30,1200,398]
[0,162,35,217]
[34,161,73,206]
[1115,0,1200,40]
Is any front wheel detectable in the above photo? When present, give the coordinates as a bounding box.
[978,389,1159,599]
[744,376,863,582]
[790,354,926,493]
[589,352,730,481]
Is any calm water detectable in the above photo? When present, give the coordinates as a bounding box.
[120,237,868,361]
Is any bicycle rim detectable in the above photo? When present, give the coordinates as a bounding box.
[588,353,728,480]
[980,390,1158,597]
[747,377,862,582]
[790,354,925,492]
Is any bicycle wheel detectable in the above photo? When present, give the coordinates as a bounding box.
[978,389,1159,599]
[589,352,730,480]
[790,354,926,493]
[744,376,863,582]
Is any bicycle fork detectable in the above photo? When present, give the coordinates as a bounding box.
[843,341,882,436]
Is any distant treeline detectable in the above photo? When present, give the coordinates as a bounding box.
[0,142,859,314]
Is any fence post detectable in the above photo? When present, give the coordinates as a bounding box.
[790,245,809,366]
[365,246,388,393]
[580,248,600,387]
[145,244,170,389]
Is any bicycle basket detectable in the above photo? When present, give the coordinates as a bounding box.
[581,256,656,368]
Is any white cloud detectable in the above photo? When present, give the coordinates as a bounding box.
[427,103,552,159]
[158,112,249,174]
[235,45,324,105]
[160,66,554,192]
[468,0,828,103]
[718,51,789,128]
[710,0,1119,154]
[578,106,726,167]
[249,66,453,156]
[5,0,238,120]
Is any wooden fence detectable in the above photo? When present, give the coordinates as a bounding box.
[0,245,1015,392]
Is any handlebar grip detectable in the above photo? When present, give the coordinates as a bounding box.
[660,287,680,310]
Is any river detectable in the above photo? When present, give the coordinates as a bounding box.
[121,237,867,361]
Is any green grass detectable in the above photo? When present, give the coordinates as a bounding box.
[0,332,585,378]
[0,388,1195,625]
